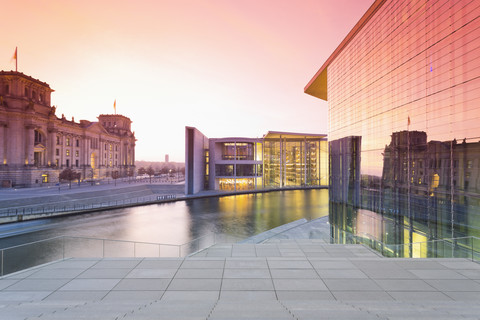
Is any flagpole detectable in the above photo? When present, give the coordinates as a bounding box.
[15,47,17,72]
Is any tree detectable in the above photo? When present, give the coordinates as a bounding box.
[112,170,120,186]
[138,167,146,176]
[126,167,134,182]
[59,168,81,189]
[146,166,155,183]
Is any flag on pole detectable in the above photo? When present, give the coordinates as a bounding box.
[114,99,116,114]
[11,47,17,71]
[408,116,411,126]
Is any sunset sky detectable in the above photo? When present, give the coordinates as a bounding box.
[1,0,373,162]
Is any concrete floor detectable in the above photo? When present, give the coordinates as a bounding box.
[2,240,480,319]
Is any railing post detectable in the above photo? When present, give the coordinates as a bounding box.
[472,237,474,261]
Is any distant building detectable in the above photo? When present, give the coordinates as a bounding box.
[0,71,136,187]
[185,127,328,195]
[165,154,169,163]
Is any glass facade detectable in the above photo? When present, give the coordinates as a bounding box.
[309,0,480,256]
[263,137,328,188]
[222,142,254,160]
[206,133,327,192]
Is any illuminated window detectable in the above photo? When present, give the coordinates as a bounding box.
[42,174,48,183]
[66,138,70,146]
[66,149,70,156]
[55,159,59,167]
[75,150,79,157]
[109,144,112,151]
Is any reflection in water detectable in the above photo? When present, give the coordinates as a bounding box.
[330,131,480,257]
[0,189,328,249]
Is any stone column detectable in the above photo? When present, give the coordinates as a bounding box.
[25,125,35,165]
[48,129,57,166]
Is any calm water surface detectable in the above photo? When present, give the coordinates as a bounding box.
[0,189,329,248]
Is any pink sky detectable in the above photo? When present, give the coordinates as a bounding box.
[1,0,373,162]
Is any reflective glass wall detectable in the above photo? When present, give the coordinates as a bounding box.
[327,0,480,256]
[263,137,328,188]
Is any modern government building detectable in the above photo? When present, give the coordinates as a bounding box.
[185,127,328,194]
[0,71,136,187]
[306,0,480,256]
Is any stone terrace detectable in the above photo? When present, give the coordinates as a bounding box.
[1,240,480,319]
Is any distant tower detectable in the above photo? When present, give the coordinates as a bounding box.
[165,154,169,163]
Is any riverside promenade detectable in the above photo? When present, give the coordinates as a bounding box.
[0,180,186,223]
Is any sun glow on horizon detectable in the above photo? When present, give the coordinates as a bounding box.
[1,0,374,162]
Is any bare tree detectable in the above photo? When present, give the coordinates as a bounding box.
[112,170,120,186]
[146,166,155,183]
[59,168,80,189]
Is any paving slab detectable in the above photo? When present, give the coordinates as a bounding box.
[221,278,274,291]
[323,279,383,291]
[113,278,170,291]
[168,278,222,291]
[59,278,121,291]
[175,268,223,278]
[270,268,319,279]
[219,290,277,300]
[273,278,328,291]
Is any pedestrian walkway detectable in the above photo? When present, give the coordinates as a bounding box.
[0,182,185,223]
[1,241,480,319]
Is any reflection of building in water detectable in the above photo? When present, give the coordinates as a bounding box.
[185,127,328,194]
[0,71,136,187]
[305,0,480,256]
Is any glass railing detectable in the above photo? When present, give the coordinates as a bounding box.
[343,232,480,262]
[0,232,245,277]
[262,219,480,262]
